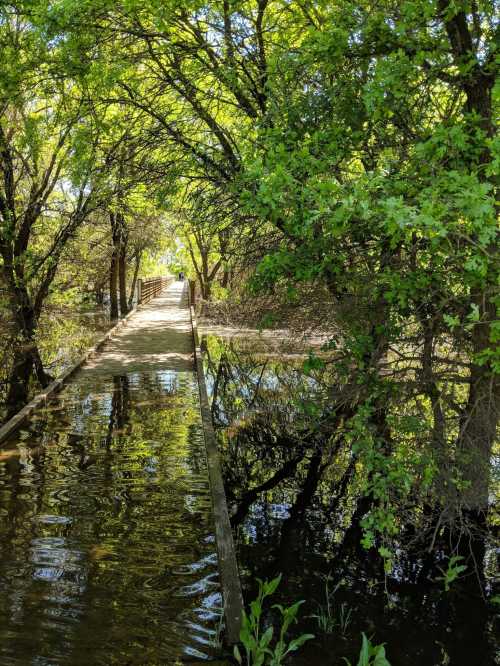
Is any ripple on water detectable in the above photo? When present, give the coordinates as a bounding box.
[0,370,220,664]
[37,514,73,525]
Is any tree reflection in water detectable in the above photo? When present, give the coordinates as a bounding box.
[0,369,221,665]
[203,333,498,666]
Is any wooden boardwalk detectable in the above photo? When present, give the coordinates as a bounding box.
[82,280,194,375]
[0,279,243,653]
[83,278,243,644]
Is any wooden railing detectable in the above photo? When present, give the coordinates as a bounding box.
[137,277,170,304]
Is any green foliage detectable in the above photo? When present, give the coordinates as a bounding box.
[343,633,391,666]
[310,574,353,637]
[233,575,314,666]
[1,0,498,590]
[303,351,325,374]
[437,556,468,592]
[0,2,497,663]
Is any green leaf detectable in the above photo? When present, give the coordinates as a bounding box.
[260,626,273,648]
[233,644,242,665]
[357,633,370,666]
[286,633,315,652]
[264,574,282,597]
[250,600,262,619]
[378,546,392,559]
[373,645,391,666]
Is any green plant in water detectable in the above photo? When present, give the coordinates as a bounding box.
[343,633,391,666]
[310,573,352,636]
[313,612,337,634]
[209,609,225,649]
[233,574,314,666]
[310,576,337,633]
[437,555,468,592]
[338,602,353,637]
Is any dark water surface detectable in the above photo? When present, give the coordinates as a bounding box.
[201,332,499,666]
[0,370,220,665]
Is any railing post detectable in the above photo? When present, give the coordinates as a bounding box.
[137,279,142,304]
[189,280,196,307]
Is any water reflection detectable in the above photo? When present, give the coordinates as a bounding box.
[0,369,220,664]
[202,333,498,666]
[0,305,113,425]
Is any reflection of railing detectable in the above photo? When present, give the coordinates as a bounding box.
[137,277,170,304]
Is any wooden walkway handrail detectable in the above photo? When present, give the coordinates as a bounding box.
[137,276,171,304]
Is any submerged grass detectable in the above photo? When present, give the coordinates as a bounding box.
[310,573,353,637]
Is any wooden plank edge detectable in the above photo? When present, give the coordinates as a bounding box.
[187,283,244,646]
[0,295,151,445]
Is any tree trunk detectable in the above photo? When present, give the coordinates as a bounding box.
[118,242,128,316]
[128,250,141,310]
[437,1,498,517]
[109,212,119,320]
[4,282,50,411]
[435,3,498,577]
[221,267,230,288]
[109,252,119,320]
[117,213,129,316]
[201,249,210,300]
[201,280,211,300]
[457,294,499,513]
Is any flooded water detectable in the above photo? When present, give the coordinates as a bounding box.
[0,370,221,665]
[0,303,112,423]
[39,306,112,376]
[201,331,499,666]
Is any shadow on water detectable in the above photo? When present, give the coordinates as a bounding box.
[0,369,221,665]
[202,334,499,666]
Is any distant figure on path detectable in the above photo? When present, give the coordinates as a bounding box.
[178,271,184,281]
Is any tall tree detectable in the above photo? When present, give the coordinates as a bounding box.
[36,0,500,571]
